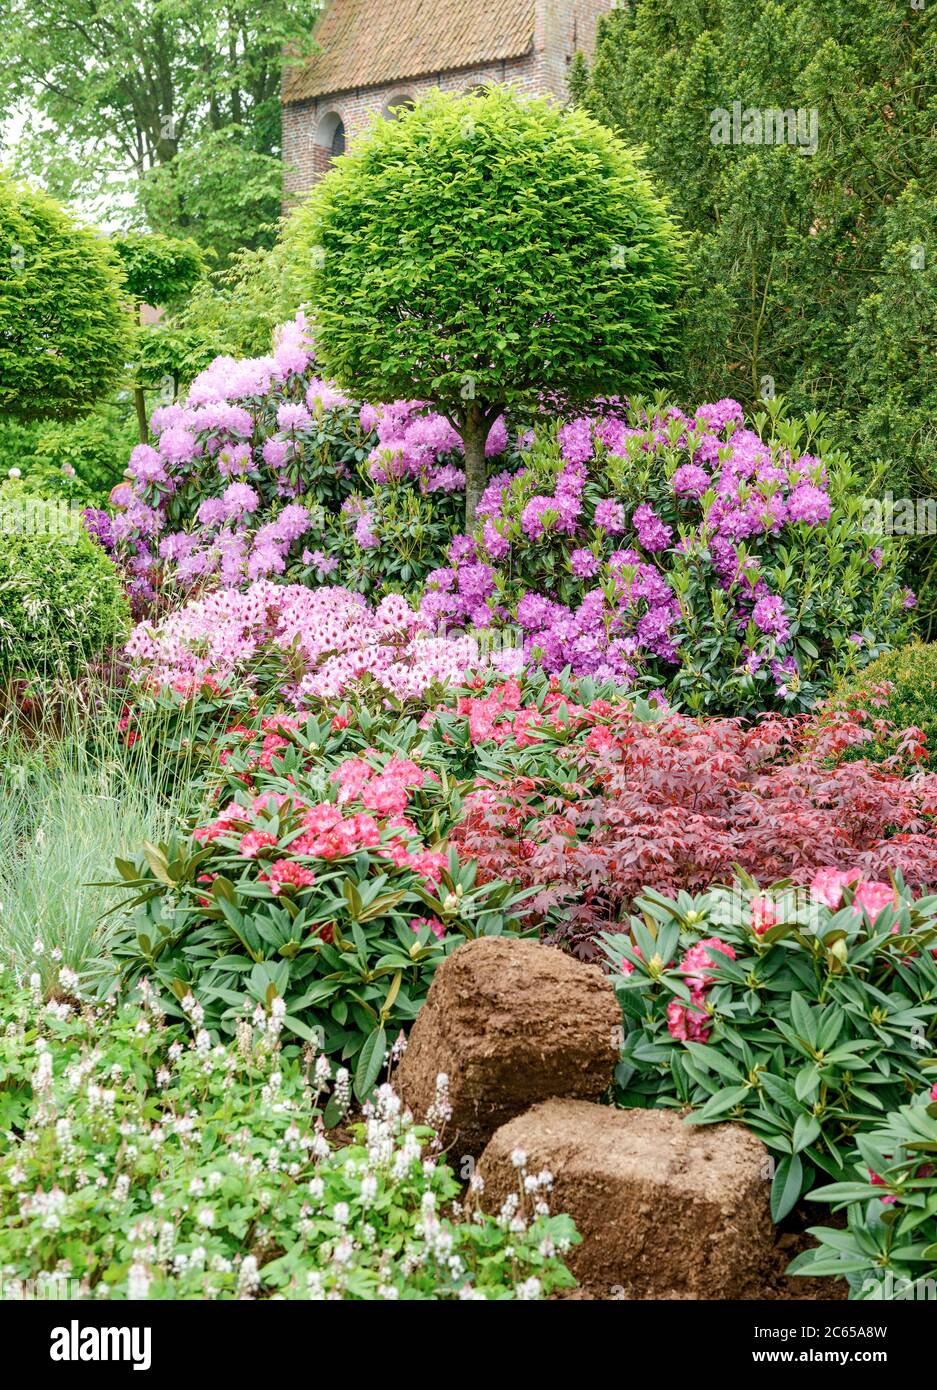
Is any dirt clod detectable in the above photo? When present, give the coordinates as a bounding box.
[478,1099,776,1298]
[396,937,620,1157]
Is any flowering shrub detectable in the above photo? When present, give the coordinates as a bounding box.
[106,316,515,606]
[451,696,937,949]
[420,399,913,713]
[124,581,508,709]
[787,1091,937,1299]
[108,713,536,1089]
[0,968,577,1298]
[600,876,937,1221]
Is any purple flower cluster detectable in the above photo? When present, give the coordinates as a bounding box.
[365,401,507,495]
[418,399,884,694]
[105,314,509,604]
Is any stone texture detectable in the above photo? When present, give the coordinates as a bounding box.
[396,937,620,1158]
[477,1100,775,1298]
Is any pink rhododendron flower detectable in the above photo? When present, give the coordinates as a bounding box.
[262,861,316,895]
[239,830,278,858]
[750,895,778,935]
[851,879,898,921]
[810,867,863,909]
[667,997,712,1043]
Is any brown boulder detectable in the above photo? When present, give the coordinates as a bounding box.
[395,937,620,1158]
[477,1099,774,1298]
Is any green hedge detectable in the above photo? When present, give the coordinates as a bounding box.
[0,492,129,675]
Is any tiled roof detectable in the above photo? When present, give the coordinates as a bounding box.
[282,0,536,103]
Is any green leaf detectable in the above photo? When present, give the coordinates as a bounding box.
[354,1025,387,1101]
[771,1153,803,1222]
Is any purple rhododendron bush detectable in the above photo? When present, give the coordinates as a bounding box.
[422,399,913,714]
[100,318,911,719]
[100,314,518,608]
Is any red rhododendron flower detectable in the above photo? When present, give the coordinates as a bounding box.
[262,861,316,894]
[239,830,278,858]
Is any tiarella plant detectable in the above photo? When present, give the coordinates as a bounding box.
[599,874,937,1220]
[0,968,577,1299]
[786,1089,937,1299]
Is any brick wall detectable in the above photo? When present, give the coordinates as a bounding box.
[282,0,613,199]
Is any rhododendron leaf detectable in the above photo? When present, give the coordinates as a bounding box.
[760,923,796,944]
[683,1041,743,1083]
[358,892,407,922]
[689,1084,751,1122]
[381,971,403,1019]
[792,1115,822,1154]
[794,1064,821,1102]
[788,993,818,1048]
[211,956,253,973]
[142,841,174,886]
[283,1015,326,1046]
[342,879,363,918]
[211,876,237,904]
[770,1154,804,1223]
[678,1055,719,1092]
[354,1026,387,1101]
[290,981,339,1011]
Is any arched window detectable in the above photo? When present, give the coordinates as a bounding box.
[382,94,415,121]
[316,112,346,163]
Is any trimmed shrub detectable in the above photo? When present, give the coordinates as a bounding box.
[290,86,682,523]
[0,404,136,507]
[828,642,937,763]
[0,490,129,675]
[0,172,131,420]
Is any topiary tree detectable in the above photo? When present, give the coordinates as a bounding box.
[0,172,132,421]
[111,230,205,309]
[289,87,683,524]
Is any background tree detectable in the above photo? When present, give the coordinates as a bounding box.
[290,87,682,524]
[0,1,318,261]
[0,171,131,421]
[111,230,205,441]
[571,0,937,629]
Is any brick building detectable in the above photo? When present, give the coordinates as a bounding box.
[281,0,613,197]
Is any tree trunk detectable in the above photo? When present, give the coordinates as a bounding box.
[462,406,488,531]
[134,386,149,446]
